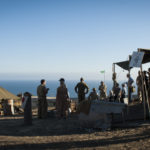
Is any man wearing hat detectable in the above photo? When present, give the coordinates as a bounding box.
[75,78,89,103]
[99,81,107,100]
[88,88,99,101]
[37,79,49,119]
[56,78,70,119]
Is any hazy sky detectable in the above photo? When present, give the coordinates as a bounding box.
[0,0,150,80]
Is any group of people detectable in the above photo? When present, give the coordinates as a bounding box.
[111,68,150,104]
[36,78,108,119]
[109,73,134,103]
[36,69,150,119]
[136,68,150,103]
[37,78,71,119]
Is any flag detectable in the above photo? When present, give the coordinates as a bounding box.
[100,70,105,74]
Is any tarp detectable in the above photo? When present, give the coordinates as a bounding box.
[0,87,19,100]
[115,48,150,70]
[114,61,130,71]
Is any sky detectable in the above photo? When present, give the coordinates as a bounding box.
[0,0,150,80]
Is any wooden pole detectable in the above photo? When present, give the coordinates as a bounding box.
[141,65,146,120]
[128,55,132,104]
[143,72,150,118]
[138,48,150,119]
[128,69,131,103]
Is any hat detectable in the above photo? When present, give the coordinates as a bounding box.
[59,78,65,82]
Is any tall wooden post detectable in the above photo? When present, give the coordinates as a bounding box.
[141,65,146,120]
[137,48,150,119]
[128,55,132,104]
[145,84,150,118]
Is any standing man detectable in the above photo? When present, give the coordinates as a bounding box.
[127,74,134,103]
[23,92,32,125]
[88,88,99,101]
[120,84,127,103]
[37,79,49,119]
[99,81,107,100]
[136,71,142,102]
[56,78,70,119]
[75,78,89,103]
[113,83,121,102]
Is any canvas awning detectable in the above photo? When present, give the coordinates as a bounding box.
[114,48,150,70]
[114,60,130,71]
[0,87,19,100]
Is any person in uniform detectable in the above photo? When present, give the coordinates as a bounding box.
[37,79,49,119]
[56,78,69,119]
[99,81,107,100]
[120,84,127,103]
[113,83,121,102]
[136,71,142,102]
[143,71,149,90]
[75,78,89,103]
[88,88,99,101]
[126,74,134,103]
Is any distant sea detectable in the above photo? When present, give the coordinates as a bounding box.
[0,80,113,98]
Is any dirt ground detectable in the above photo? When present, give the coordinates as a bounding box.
[0,110,150,150]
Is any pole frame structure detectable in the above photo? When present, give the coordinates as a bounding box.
[138,48,150,120]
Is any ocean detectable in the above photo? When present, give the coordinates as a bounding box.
[0,80,113,98]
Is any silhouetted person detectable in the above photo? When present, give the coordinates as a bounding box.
[88,88,99,100]
[143,71,149,90]
[56,78,70,119]
[23,92,32,125]
[120,84,127,103]
[99,81,107,100]
[75,78,89,103]
[37,79,49,119]
[126,74,134,103]
[114,83,121,102]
